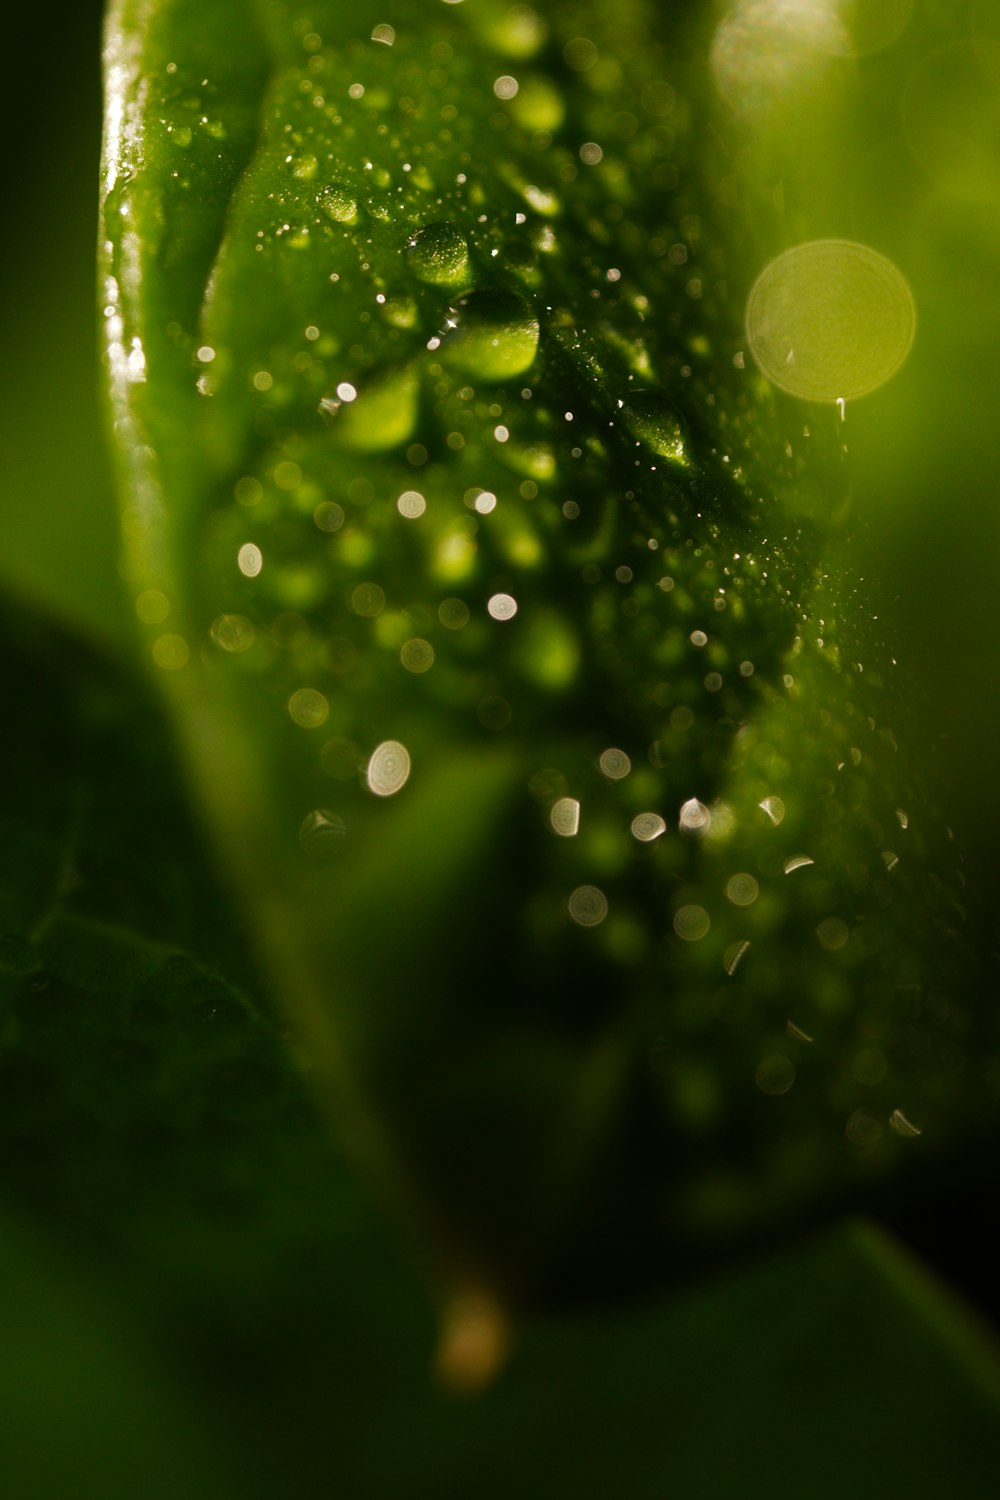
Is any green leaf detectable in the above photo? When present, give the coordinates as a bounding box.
[100,0,996,1303]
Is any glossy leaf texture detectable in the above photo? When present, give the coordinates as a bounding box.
[100,0,997,1304]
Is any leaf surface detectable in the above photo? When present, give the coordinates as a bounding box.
[100,0,996,1302]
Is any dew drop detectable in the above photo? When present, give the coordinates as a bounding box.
[298,808,346,859]
[679,798,711,836]
[438,288,540,381]
[288,688,329,728]
[746,240,916,402]
[567,885,608,927]
[406,221,471,287]
[598,747,631,780]
[674,904,710,941]
[755,1055,795,1096]
[631,812,666,842]
[318,183,359,224]
[889,1108,922,1138]
[210,614,255,652]
[617,391,689,464]
[550,797,581,837]
[367,740,411,796]
[323,364,419,452]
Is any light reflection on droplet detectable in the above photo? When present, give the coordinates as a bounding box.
[313,501,344,533]
[210,614,255,652]
[136,589,169,623]
[397,489,427,518]
[746,239,916,402]
[724,939,751,975]
[550,797,581,837]
[889,1108,922,1138]
[235,476,263,506]
[816,916,849,950]
[786,1020,814,1043]
[367,740,411,796]
[488,592,518,620]
[674,904,710,941]
[336,381,357,402]
[726,872,759,906]
[882,850,900,873]
[599,747,631,780]
[759,795,786,826]
[152,634,189,670]
[438,597,470,629]
[896,807,909,829]
[568,884,608,927]
[278,682,323,727]
[371,22,395,45]
[784,854,815,874]
[679,798,711,835]
[755,1055,795,1096]
[238,542,263,577]
[401,638,435,673]
[352,581,386,616]
[631,812,666,842]
[494,74,519,99]
[298,808,346,859]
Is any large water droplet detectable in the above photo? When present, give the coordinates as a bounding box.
[438,288,540,381]
[618,392,689,464]
[406,221,471,287]
[745,239,916,402]
[318,183,359,225]
[322,364,419,452]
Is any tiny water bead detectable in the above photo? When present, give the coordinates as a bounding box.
[550,797,581,836]
[567,884,608,927]
[298,808,347,859]
[366,740,411,797]
[318,183,359,225]
[745,240,916,402]
[405,221,471,287]
[437,288,540,380]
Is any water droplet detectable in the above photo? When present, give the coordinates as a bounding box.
[726,873,759,906]
[679,798,711,836]
[318,183,359,224]
[598,747,631,780]
[288,688,329,728]
[152,634,189,670]
[136,589,170,624]
[351,582,386,617]
[724,939,751,975]
[238,542,262,577]
[786,1020,814,1043]
[631,812,666,842]
[784,854,815,874]
[438,288,540,381]
[406,221,471,287]
[323,364,419,452]
[755,1055,795,1096]
[211,614,255,652]
[674,905,710,941]
[816,916,849,950]
[298,808,346,858]
[746,240,916,402]
[550,797,581,836]
[889,1108,922,1138]
[567,885,608,927]
[400,638,435,673]
[618,391,689,462]
[438,597,470,629]
[397,489,427,518]
[367,740,411,796]
[759,795,785,825]
[487,592,518,621]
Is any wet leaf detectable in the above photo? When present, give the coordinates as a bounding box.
[100,0,997,1304]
